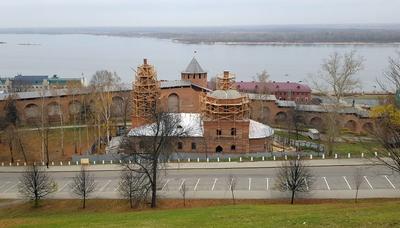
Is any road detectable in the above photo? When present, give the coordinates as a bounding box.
[0,164,399,199]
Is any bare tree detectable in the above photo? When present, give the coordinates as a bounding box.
[227,174,237,205]
[90,70,121,145]
[276,159,313,204]
[253,70,270,83]
[353,167,364,203]
[323,105,340,156]
[70,166,96,209]
[3,125,16,163]
[368,110,400,173]
[18,165,57,207]
[209,76,217,90]
[118,168,150,208]
[378,51,400,92]
[119,110,189,208]
[179,179,188,207]
[311,51,364,103]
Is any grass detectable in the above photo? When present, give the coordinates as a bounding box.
[274,130,315,142]
[0,126,101,162]
[0,199,399,227]
[333,141,383,156]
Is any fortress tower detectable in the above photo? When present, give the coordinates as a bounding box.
[181,57,208,88]
[131,59,160,128]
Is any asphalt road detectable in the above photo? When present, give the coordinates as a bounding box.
[0,165,399,199]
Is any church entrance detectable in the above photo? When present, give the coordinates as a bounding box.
[216,146,223,153]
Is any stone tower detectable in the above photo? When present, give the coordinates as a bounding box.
[181,57,208,88]
[131,59,160,128]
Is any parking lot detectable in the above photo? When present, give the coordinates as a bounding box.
[1,173,399,196]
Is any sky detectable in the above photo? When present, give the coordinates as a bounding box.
[0,0,399,28]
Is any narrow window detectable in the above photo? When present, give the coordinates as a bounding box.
[216,129,222,135]
[191,142,196,150]
[177,142,183,150]
[231,128,236,136]
[231,145,236,150]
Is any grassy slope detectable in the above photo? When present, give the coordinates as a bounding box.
[1,199,400,227]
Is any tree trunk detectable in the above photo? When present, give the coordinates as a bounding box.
[291,190,295,204]
[355,189,359,203]
[83,195,86,209]
[9,143,14,163]
[151,160,158,208]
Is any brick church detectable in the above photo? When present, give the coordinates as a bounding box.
[129,58,274,154]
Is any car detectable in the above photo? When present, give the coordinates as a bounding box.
[307,128,320,140]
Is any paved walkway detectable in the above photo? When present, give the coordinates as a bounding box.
[0,158,382,173]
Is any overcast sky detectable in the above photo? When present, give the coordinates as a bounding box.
[1,0,399,28]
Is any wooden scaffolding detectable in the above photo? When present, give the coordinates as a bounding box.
[217,70,236,90]
[131,59,160,127]
[201,71,249,121]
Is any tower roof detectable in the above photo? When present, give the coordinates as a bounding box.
[183,57,206,74]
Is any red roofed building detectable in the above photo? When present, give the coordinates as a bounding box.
[235,81,312,103]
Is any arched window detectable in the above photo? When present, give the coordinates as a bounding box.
[231,128,236,136]
[231,145,236,151]
[167,93,180,112]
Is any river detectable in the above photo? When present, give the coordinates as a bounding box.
[0,34,398,90]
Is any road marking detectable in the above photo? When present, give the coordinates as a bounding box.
[3,182,19,193]
[178,179,185,191]
[0,181,10,190]
[304,177,309,191]
[363,176,373,190]
[384,175,396,189]
[211,178,218,191]
[265,178,269,190]
[161,179,170,191]
[193,178,200,191]
[248,178,252,191]
[113,185,119,192]
[99,180,112,192]
[343,176,352,190]
[58,181,71,192]
[322,177,330,191]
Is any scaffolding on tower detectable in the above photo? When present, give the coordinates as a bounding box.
[131,59,160,127]
[200,71,249,122]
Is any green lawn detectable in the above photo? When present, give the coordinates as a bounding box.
[1,199,400,227]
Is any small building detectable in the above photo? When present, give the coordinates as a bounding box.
[5,74,84,92]
[235,81,312,103]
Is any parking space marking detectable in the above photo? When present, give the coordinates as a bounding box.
[384,175,396,189]
[304,177,309,191]
[322,177,330,190]
[265,178,269,190]
[178,179,185,191]
[343,176,352,190]
[193,178,200,191]
[3,182,19,193]
[211,178,218,191]
[99,180,112,192]
[364,176,373,190]
[161,179,170,191]
[0,181,10,190]
[58,181,71,192]
[248,178,252,191]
